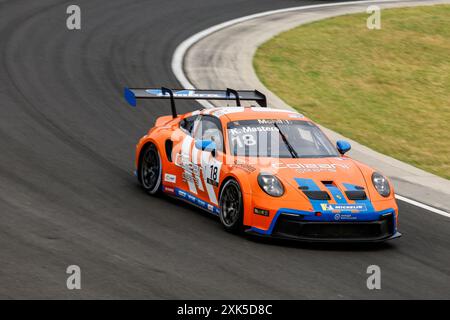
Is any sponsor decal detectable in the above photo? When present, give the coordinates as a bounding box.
[228,125,278,136]
[176,153,203,186]
[164,186,175,193]
[211,107,244,117]
[232,160,256,173]
[340,214,357,220]
[207,178,219,187]
[320,204,367,212]
[273,162,350,173]
[257,119,291,125]
[174,188,220,215]
[164,173,176,183]
[176,153,221,187]
[334,213,358,221]
[145,89,223,99]
[182,171,195,183]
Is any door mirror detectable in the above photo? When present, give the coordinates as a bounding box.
[195,140,217,153]
[336,140,351,155]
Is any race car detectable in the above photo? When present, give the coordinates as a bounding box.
[124,87,401,242]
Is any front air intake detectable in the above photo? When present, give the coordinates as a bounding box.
[345,190,367,200]
[302,190,331,200]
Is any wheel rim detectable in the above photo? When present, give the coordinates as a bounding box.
[220,183,241,226]
[141,147,160,190]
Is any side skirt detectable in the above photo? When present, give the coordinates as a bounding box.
[163,186,220,216]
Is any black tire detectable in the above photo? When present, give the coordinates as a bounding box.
[138,143,162,194]
[219,179,244,233]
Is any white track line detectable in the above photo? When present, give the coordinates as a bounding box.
[171,0,450,218]
[395,195,450,218]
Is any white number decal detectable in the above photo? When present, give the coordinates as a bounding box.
[231,134,257,148]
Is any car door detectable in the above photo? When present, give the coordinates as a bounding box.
[191,115,225,208]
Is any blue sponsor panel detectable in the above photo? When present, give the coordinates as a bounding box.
[172,187,220,216]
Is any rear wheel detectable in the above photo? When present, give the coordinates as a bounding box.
[138,143,162,194]
[219,179,243,233]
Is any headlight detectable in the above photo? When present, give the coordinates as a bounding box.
[371,172,391,197]
[258,173,284,197]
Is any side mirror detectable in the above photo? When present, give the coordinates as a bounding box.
[195,140,217,153]
[336,140,351,155]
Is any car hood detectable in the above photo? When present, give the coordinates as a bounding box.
[267,157,371,202]
[251,156,390,217]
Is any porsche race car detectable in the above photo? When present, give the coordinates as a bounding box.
[124,87,401,242]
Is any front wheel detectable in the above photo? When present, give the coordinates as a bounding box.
[219,179,243,233]
[138,143,162,194]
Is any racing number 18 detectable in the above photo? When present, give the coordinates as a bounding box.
[210,165,218,181]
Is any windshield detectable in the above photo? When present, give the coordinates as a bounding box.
[227,119,339,158]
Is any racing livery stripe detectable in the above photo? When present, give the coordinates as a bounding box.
[324,185,347,204]
[295,178,321,191]
[181,135,197,194]
[191,144,205,191]
[343,183,375,212]
[294,178,329,212]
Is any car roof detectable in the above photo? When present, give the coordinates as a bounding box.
[187,106,310,122]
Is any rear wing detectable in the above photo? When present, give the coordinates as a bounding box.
[124,87,267,118]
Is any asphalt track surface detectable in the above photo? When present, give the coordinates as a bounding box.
[0,0,449,299]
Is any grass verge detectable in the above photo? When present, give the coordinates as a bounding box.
[254,5,450,179]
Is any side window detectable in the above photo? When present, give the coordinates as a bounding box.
[180,115,198,136]
[194,116,224,153]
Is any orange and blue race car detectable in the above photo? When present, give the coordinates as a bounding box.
[124,87,401,242]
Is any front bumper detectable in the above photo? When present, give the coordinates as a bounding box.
[247,209,401,243]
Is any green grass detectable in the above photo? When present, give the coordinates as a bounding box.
[254,5,450,179]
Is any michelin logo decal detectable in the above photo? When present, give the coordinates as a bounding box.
[320,204,367,212]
